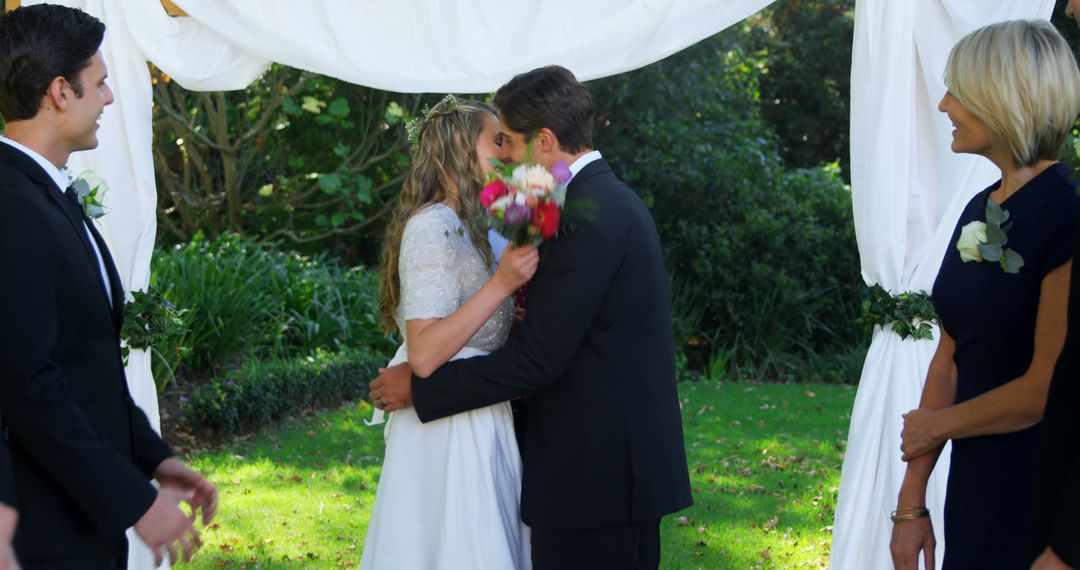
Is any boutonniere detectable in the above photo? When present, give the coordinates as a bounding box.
[71,169,109,219]
[956,199,1024,274]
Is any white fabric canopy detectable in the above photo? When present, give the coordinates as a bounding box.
[832,1,1054,568]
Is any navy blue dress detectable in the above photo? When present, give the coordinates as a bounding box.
[932,163,1080,569]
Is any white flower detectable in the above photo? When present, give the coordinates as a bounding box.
[490,194,513,212]
[524,165,555,191]
[956,221,987,262]
[72,169,109,219]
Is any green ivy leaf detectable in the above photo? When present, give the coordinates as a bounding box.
[328,97,350,117]
[315,214,329,227]
[318,173,342,195]
[333,144,350,158]
[356,176,373,204]
[330,213,346,228]
[288,156,307,170]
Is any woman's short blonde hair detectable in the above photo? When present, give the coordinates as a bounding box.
[945,19,1080,167]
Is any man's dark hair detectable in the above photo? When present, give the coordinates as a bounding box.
[0,4,105,122]
[493,65,593,154]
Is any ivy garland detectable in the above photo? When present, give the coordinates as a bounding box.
[861,284,939,341]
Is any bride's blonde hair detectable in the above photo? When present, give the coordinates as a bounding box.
[378,98,497,333]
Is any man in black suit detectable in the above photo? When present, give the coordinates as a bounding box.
[0,5,216,568]
[370,65,692,568]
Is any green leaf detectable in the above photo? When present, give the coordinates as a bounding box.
[356,176,373,204]
[332,144,350,158]
[1002,248,1025,274]
[282,96,301,116]
[330,213,346,228]
[985,224,1008,246]
[328,97,350,117]
[985,200,1008,225]
[978,243,1002,262]
[301,96,326,114]
[385,101,404,125]
[288,157,307,170]
[318,173,342,195]
[315,214,329,227]
[352,211,365,221]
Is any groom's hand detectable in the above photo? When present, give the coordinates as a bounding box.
[369,363,413,412]
[153,457,218,525]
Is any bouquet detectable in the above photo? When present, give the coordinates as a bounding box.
[480,160,571,246]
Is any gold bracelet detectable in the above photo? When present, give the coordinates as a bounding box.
[890,509,930,522]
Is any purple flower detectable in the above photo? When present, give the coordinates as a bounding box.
[225,380,234,387]
[180,395,189,403]
[504,202,532,226]
[550,161,572,184]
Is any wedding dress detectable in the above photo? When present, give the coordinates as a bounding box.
[360,203,530,569]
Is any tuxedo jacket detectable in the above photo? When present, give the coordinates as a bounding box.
[0,143,172,559]
[413,158,693,530]
[1027,222,1080,566]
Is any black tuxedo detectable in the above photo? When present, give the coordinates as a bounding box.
[0,143,172,565]
[1027,222,1080,567]
[412,158,692,560]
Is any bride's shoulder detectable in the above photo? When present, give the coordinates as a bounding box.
[403,203,460,242]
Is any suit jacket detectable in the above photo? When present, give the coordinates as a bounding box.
[0,143,172,559]
[1027,221,1080,567]
[412,158,693,530]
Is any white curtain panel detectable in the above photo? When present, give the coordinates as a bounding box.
[832,1,1055,569]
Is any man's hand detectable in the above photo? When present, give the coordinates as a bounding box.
[133,486,200,565]
[369,363,413,412]
[153,457,218,525]
[0,503,20,570]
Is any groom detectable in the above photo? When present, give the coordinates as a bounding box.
[370,65,692,568]
[0,5,215,568]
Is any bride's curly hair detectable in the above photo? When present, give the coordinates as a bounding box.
[378,98,498,333]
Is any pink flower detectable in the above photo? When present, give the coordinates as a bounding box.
[532,200,560,239]
[480,179,507,207]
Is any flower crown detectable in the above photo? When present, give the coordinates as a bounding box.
[405,94,460,153]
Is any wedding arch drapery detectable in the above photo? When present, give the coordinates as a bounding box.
[832,1,1055,568]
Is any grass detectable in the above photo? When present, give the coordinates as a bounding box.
[182,381,855,569]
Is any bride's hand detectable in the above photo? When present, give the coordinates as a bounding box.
[494,244,539,294]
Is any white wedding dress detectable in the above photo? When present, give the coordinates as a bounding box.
[360,203,530,569]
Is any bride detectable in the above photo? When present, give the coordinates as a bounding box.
[360,96,537,569]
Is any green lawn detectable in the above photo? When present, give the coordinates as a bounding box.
[183,381,855,569]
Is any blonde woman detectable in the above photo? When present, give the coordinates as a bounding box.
[361,98,537,569]
[890,21,1080,569]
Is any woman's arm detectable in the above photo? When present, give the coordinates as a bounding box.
[891,330,957,570]
[901,262,1071,457]
[406,245,538,378]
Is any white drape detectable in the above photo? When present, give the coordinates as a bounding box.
[831,1,1054,569]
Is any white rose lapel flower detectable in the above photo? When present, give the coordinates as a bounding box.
[70,169,109,219]
[956,198,1023,274]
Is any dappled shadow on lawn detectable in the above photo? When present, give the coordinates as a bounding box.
[180,384,854,569]
[184,402,387,569]
[666,382,854,569]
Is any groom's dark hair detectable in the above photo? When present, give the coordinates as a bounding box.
[0,4,105,122]
[494,65,593,154]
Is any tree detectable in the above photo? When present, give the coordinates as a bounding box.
[151,64,426,261]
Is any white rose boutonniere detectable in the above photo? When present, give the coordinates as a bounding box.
[956,221,987,262]
[955,199,1024,274]
[71,169,108,219]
